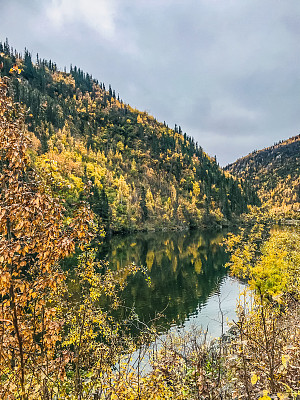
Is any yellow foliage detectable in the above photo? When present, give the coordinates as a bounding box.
[194,258,202,274]
[146,250,155,271]
[251,373,259,385]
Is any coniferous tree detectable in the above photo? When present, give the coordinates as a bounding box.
[140,186,148,222]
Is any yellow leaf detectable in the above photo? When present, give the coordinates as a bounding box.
[281,354,290,368]
[251,373,259,385]
[259,390,272,400]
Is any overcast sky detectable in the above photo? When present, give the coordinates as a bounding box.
[1,0,300,165]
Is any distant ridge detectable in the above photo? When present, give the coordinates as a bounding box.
[225,134,300,217]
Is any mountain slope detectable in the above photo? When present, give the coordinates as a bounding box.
[0,39,258,232]
[225,135,300,217]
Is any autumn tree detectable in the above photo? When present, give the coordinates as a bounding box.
[0,78,93,399]
[225,220,300,398]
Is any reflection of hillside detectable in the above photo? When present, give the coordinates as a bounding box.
[98,229,228,333]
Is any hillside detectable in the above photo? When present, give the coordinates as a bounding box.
[0,39,258,232]
[225,135,300,217]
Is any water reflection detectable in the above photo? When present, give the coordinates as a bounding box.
[98,229,230,333]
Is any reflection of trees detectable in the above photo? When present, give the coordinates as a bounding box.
[98,230,228,333]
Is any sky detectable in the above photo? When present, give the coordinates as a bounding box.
[1,0,300,165]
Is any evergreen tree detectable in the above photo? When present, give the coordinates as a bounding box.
[140,186,148,222]
[90,186,110,233]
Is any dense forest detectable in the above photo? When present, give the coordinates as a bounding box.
[0,39,258,233]
[225,135,300,218]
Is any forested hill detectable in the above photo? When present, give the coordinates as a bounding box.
[0,39,258,232]
[225,135,300,217]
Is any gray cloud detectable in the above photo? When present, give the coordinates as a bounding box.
[1,0,300,165]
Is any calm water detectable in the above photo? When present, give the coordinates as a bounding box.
[98,229,244,338]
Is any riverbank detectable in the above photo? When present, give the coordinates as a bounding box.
[101,225,299,399]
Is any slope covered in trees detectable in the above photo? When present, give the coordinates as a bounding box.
[225,135,300,218]
[0,39,258,232]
